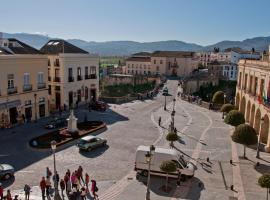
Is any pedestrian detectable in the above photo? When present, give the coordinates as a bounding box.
[158,116,161,126]
[53,171,60,189]
[6,189,12,200]
[66,169,71,178]
[77,166,84,184]
[174,127,177,133]
[0,183,3,200]
[76,101,79,109]
[22,114,26,123]
[71,172,77,188]
[80,187,87,200]
[66,179,72,196]
[85,173,90,191]
[60,179,65,198]
[40,177,46,200]
[24,184,31,200]
[13,195,19,200]
[46,167,52,179]
[64,172,70,192]
[45,176,52,197]
[91,180,98,200]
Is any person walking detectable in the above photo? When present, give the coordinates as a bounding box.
[0,183,3,200]
[6,189,12,200]
[91,180,98,200]
[24,184,31,200]
[66,169,71,178]
[40,177,46,200]
[45,176,52,197]
[77,166,84,184]
[80,187,86,200]
[60,179,65,199]
[46,167,52,179]
[66,179,72,197]
[158,116,161,126]
[85,173,90,192]
[53,171,60,189]
[64,172,70,192]
[71,172,77,189]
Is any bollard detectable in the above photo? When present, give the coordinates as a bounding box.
[206,157,209,162]
[230,160,233,165]
[256,162,260,167]
[230,185,234,191]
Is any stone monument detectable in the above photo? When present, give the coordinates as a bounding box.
[67,110,78,133]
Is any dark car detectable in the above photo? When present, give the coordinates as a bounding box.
[90,101,107,111]
[0,164,15,180]
[45,117,67,129]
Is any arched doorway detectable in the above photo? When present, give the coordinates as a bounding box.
[235,93,240,109]
[261,114,269,144]
[240,96,246,116]
[250,104,256,127]
[254,109,261,134]
[246,101,251,122]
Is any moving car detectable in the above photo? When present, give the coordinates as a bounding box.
[134,146,195,179]
[45,117,67,129]
[90,101,107,111]
[0,164,15,180]
[77,136,107,151]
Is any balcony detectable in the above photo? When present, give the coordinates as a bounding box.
[7,87,18,95]
[77,75,82,81]
[48,76,51,81]
[89,74,97,79]
[85,74,90,80]
[68,76,74,82]
[23,84,32,92]
[38,82,46,89]
[54,77,61,82]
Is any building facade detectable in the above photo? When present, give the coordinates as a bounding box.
[0,39,48,127]
[40,40,99,110]
[207,61,238,81]
[236,59,270,152]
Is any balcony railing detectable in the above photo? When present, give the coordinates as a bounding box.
[54,77,61,82]
[77,75,82,81]
[89,74,97,79]
[85,74,90,80]
[48,76,51,81]
[7,87,18,95]
[38,82,46,89]
[68,76,74,82]
[23,84,32,92]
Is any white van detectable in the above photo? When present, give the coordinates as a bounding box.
[134,146,195,179]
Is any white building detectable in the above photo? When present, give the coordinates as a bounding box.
[40,40,99,111]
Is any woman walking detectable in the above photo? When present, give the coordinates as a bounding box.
[91,179,99,200]
[6,189,12,200]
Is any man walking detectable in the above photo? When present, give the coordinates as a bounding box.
[0,183,3,200]
[158,116,161,126]
[39,177,46,200]
[24,184,31,200]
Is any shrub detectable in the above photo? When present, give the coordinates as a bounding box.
[212,91,225,104]
[258,174,270,199]
[224,110,245,127]
[160,160,177,192]
[220,104,235,113]
[166,132,178,147]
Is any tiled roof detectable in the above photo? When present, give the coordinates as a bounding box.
[151,51,194,58]
[40,39,88,54]
[126,57,151,62]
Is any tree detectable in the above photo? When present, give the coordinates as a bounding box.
[212,91,225,104]
[231,124,257,158]
[166,132,178,147]
[220,104,235,113]
[224,110,245,127]
[160,160,177,192]
[258,174,270,200]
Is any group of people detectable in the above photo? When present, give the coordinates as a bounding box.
[39,166,99,200]
[0,183,27,200]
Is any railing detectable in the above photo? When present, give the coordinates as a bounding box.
[54,77,61,82]
[77,75,82,81]
[23,84,32,92]
[89,74,97,79]
[38,83,46,89]
[85,74,90,80]
[68,76,74,82]
[7,87,18,95]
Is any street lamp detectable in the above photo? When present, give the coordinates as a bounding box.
[145,145,155,200]
[222,94,227,119]
[173,98,176,112]
[34,93,37,122]
[171,111,175,132]
[163,87,168,111]
[51,140,62,200]
[256,117,264,159]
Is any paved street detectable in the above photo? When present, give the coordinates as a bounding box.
[1,79,270,200]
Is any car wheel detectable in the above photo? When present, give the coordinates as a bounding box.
[4,173,11,180]
[141,170,148,177]
[103,142,107,146]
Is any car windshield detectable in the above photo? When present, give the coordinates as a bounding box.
[78,139,88,145]
[0,165,3,170]
[178,155,187,167]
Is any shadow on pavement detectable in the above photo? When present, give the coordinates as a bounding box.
[254,163,270,174]
[79,145,109,158]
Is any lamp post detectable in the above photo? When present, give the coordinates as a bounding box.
[171,111,175,132]
[163,87,168,111]
[51,141,62,200]
[222,94,227,119]
[145,145,155,200]
[173,98,176,112]
[34,93,37,122]
[256,117,264,159]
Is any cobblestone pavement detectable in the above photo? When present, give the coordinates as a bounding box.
[1,79,270,200]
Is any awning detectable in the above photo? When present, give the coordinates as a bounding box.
[0,100,21,110]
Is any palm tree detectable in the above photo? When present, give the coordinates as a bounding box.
[258,174,270,200]
[166,132,178,147]
[160,160,177,192]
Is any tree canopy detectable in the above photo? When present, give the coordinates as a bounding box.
[258,174,270,188]
[212,91,225,104]
[220,104,235,113]
[224,110,245,127]
[232,124,257,146]
[166,132,178,142]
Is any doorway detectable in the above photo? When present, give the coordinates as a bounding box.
[69,91,73,108]
[90,89,97,102]
[25,107,32,122]
[55,92,61,110]
[9,107,18,124]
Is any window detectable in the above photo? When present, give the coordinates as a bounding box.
[154,59,156,64]
[38,72,44,84]
[127,70,130,73]
[48,85,51,95]
[144,65,146,69]
[54,59,60,66]
[85,66,89,75]
[77,67,81,76]
[68,68,73,77]
[48,59,51,66]
[90,66,96,75]
[132,64,134,68]
[24,73,30,85]
[7,74,14,89]
[128,64,130,68]
[55,69,60,77]
[156,66,159,71]
[160,60,163,64]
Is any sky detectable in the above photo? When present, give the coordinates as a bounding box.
[0,0,269,45]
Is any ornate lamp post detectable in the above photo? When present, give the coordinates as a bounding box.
[163,87,169,111]
[173,98,176,112]
[222,94,227,119]
[34,93,37,122]
[51,141,62,200]
[256,117,264,159]
[171,111,175,132]
[145,145,155,200]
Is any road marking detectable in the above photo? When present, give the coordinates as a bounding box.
[231,137,246,200]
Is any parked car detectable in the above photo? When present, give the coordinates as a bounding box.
[135,146,195,179]
[90,101,107,111]
[45,117,67,129]
[77,136,107,151]
[0,164,15,180]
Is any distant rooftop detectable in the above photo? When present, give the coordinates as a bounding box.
[126,57,151,62]
[224,47,260,55]
[40,39,89,55]
[152,51,194,58]
[132,52,152,57]
[0,38,42,55]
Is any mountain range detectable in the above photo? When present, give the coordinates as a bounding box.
[2,32,270,56]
